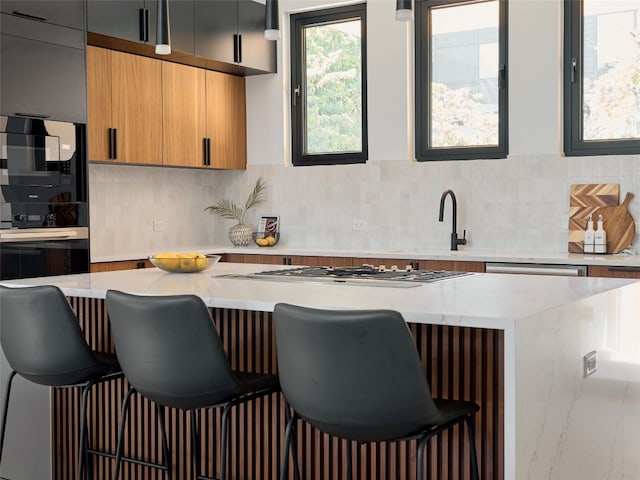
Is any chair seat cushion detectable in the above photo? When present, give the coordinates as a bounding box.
[299,398,479,443]
[21,351,121,387]
[140,372,279,410]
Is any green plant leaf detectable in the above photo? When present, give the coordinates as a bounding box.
[245,177,267,211]
[204,177,267,224]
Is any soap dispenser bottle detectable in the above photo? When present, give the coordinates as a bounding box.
[595,214,607,254]
[584,214,595,253]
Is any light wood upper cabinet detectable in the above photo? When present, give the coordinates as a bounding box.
[88,47,246,169]
[87,46,112,161]
[206,71,247,170]
[87,46,163,165]
[111,50,163,165]
[162,62,206,167]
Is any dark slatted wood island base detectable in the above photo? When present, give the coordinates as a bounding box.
[53,297,504,480]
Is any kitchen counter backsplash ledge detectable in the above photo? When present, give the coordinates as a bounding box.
[91,245,640,268]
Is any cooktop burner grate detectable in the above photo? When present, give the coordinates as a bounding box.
[252,265,472,283]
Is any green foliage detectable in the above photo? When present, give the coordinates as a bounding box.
[430,83,499,147]
[583,30,640,141]
[304,21,362,154]
[204,177,266,224]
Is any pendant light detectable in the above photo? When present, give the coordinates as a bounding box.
[396,0,412,21]
[265,0,280,41]
[156,0,171,55]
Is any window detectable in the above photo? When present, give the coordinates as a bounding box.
[415,0,508,161]
[290,4,368,166]
[564,0,640,156]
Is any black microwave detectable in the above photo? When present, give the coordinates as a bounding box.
[0,115,77,188]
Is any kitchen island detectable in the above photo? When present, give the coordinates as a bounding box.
[2,262,640,480]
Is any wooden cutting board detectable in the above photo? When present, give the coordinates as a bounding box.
[592,192,636,254]
[568,184,620,253]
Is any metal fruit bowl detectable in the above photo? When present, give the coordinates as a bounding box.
[149,253,221,273]
[252,232,279,247]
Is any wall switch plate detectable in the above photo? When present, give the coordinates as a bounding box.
[153,220,167,232]
[583,350,597,377]
[352,219,367,230]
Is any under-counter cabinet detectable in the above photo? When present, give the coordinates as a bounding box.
[588,265,640,278]
[91,260,152,272]
[87,46,163,164]
[0,13,86,123]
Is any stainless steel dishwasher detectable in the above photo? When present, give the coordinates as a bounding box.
[486,262,588,276]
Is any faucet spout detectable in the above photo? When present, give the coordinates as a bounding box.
[438,189,466,251]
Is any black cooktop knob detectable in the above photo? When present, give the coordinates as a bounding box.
[14,214,25,222]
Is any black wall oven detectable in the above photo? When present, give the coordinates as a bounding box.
[0,115,89,280]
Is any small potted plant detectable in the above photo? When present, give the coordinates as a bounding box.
[205,177,267,246]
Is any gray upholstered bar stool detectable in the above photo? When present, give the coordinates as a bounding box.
[106,289,281,480]
[274,303,481,480]
[0,285,124,480]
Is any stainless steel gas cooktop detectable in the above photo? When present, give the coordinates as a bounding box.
[217,265,473,288]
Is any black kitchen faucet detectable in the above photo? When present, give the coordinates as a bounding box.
[438,189,467,251]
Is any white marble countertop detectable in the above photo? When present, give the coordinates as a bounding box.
[92,244,640,267]
[5,262,640,479]
[3,262,635,329]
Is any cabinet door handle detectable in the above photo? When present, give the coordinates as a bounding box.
[233,34,243,63]
[109,128,118,160]
[203,138,207,165]
[203,138,211,166]
[139,8,149,42]
[15,112,50,119]
[12,11,47,21]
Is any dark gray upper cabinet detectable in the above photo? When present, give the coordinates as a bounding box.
[237,0,276,73]
[195,0,276,74]
[86,0,154,44]
[0,13,87,123]
[86,0,194,54]
[86,0,274,75]
[195,1,236,65]
[167,0,195,54]
[0,0,85,30]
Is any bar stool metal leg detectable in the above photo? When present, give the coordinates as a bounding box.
[464,415,480,480]
[190,410,201,479]
[157,405,171,480]
[113,386,135,480]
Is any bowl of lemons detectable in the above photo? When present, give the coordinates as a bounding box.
[252,232,279,247]
[149,252,221,273]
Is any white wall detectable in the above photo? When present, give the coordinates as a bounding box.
[90,0,640,258]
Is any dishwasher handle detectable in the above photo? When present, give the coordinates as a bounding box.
[486,263,587,277]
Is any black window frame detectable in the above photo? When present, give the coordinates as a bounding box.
[415,0,508,162]
[564,0,640,156]
[290,3,368,167]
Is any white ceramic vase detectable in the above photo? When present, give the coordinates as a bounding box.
[228,223,253,246]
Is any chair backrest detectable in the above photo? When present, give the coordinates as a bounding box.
[0,285,104,386]
[105,290,240,409]
[273,303,445,442]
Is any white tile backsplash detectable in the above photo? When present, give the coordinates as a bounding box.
[89,153,640,258]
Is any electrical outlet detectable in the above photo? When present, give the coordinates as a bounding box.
[352,219,367,231]
[153,220,167,232]
[583,351,597,377]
